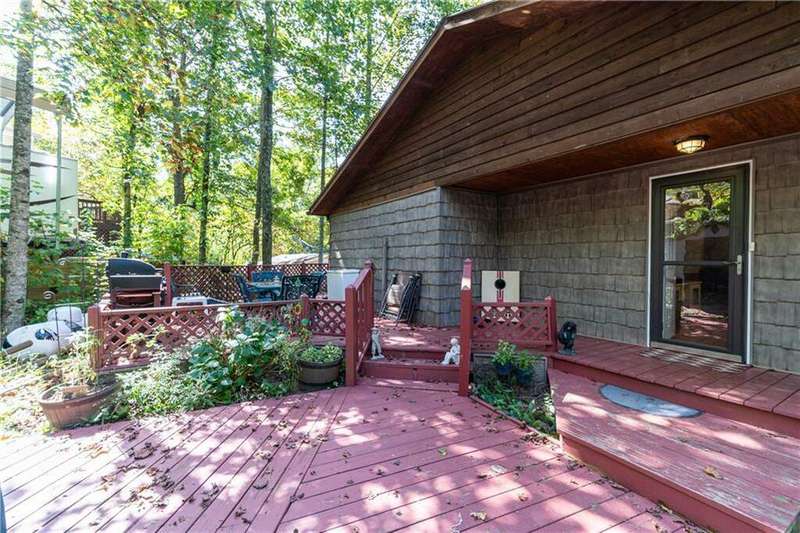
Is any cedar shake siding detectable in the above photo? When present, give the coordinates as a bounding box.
[329,132,800,371]
[504,133,800,372]
[328,188,497,327]
[320,2,800,372]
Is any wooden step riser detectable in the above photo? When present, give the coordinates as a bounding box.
[560,435,771,533]
[382,348,446,360]
[361,362,459,383]
[550,357,800,439]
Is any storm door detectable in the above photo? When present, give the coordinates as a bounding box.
[650,165,748,359]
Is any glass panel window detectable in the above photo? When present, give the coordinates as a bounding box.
[663,180,731,262]
[662,265,729,349]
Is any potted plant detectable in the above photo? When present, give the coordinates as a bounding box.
[38,333,117,430]
[298,344,343,385]
[492,341,515,377]
[513,351,535,386]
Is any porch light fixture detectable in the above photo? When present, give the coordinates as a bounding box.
[673,135,709,155]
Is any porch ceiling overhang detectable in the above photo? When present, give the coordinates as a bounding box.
[308,0,599,216]
[455,90,800,193]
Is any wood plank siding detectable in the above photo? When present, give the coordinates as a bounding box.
[317,1,800,215]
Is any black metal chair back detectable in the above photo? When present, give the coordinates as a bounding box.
[280,273,324,300]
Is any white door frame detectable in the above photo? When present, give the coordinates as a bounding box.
[645,160,755,364]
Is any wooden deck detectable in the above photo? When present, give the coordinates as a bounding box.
[313,318,457,354]
[550,336,800,438]
[551,369,800,533]
[0,384,686,532]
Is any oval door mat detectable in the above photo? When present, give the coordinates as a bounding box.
[600,384,702,418]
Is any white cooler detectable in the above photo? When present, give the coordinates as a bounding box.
[326,269,361,301]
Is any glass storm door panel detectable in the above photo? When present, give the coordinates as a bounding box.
[650,166,748,358]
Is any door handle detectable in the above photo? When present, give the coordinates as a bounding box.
[735,254,742,276]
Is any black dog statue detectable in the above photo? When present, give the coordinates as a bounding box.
[557,321,577,356]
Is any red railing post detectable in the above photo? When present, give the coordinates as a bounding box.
[545,295,558,351]
[246,263,255,281]
[300,294,311,327]
[87,304,102,370]
[163,262,173,306]
[458,258,473,396]
[345,285,357,387]
[364,260,374,324]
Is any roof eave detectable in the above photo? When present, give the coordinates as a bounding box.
[308,0,540,216]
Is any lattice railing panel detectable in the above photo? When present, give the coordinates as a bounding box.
[171,265,249,302]
[96,300,299,371]
[170,263,328,302]
[310,300,345,337]
[471,303,553,352]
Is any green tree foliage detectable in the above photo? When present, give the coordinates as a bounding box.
[3,0,477,265]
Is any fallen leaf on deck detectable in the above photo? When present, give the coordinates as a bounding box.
[438,447,447,456]
[703,466,722,479]
[470,511,487,521]
[490,464,507,474]
[517,493,529,502]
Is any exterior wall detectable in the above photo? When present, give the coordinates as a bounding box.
[330,133,800,371]
[499,172,648,345]
[328,188,497,326]
[498,133,800,372]
[439,189,498,324]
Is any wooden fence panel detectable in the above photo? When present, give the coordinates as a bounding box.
[169,263,329,303]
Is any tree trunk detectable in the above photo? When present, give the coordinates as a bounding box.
[1,0,34,333]
[198,24,219,263]
[318,91,328,264]
[171,50,187,206]
[250,167,262,264]
[257,0,275,265]
[121,109,137,250]
[198,111,211,263]
[365,6,373,116]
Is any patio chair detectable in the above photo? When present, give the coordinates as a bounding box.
[234,273,272,302]
[379,272,422,324]
[279,273,324,300]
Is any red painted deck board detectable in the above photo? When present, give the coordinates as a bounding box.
[554,336,800,426]
[551,369,800,532]
[1,381,677,533]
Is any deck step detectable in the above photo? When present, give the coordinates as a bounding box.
[550,369,800,533]
[355,376,458,392]
[382,346,445,360]
[361,357,459,383]
[549,341,800,439]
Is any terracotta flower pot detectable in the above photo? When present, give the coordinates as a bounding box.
[38,383,117,430]
[298,357,343,385]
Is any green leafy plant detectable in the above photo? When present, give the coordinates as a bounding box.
[187,341,233,404]
[492,340,516,367]
[298,344,343,365]
[46,331,98,389]
[475,377,556,435]
[96,350,212,422]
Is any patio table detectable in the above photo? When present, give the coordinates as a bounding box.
[246,281,282,300]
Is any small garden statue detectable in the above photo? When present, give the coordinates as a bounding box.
[441,337,460,365]
[370,327,385,359]
[558,321,577,356]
